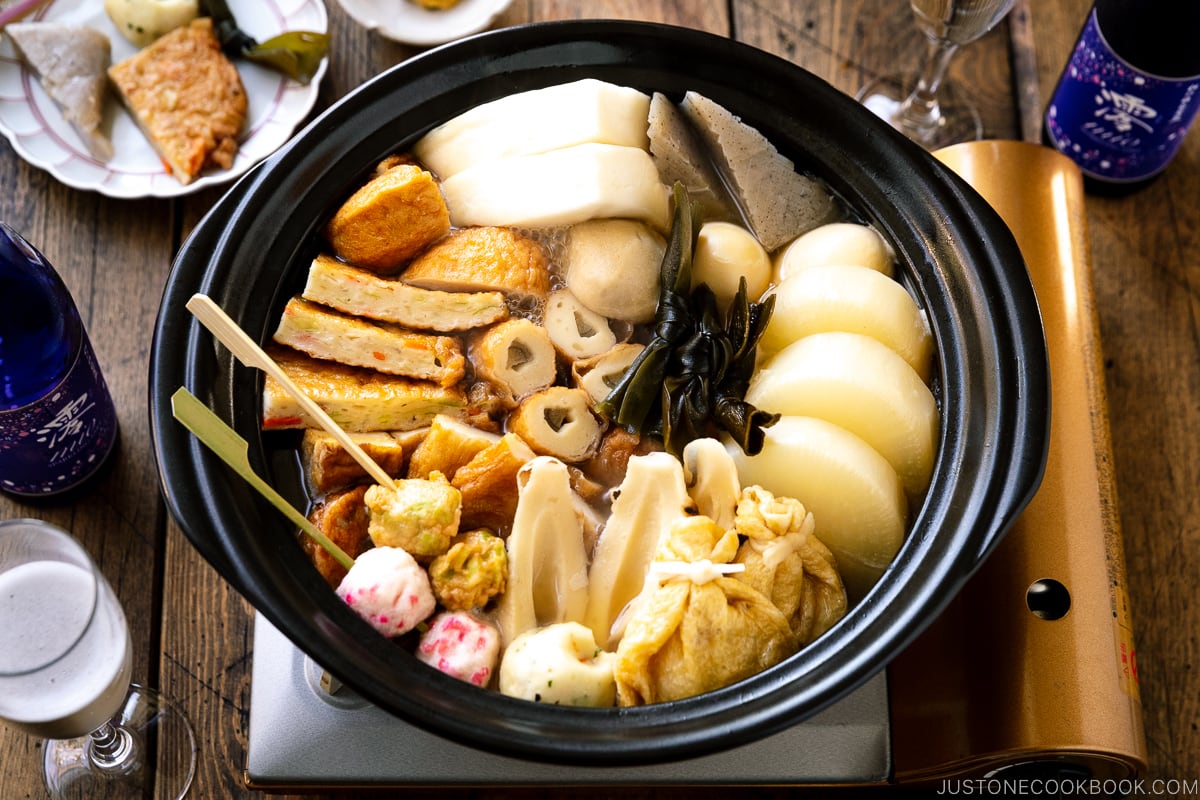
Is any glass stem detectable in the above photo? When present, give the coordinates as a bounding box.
[896,37,961,137]
[87,720,140,777]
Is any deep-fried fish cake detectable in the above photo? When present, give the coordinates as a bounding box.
[302,254,508,332]
[400,226,551,298]
[452,433,536,535]
[261,346,467,432]
[324,163,450,273]
[108,18,246,184]
[304,485,373,587]
[273,297,466,387]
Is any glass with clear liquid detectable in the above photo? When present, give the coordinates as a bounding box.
[857,0,1017,148]
[910,0,1018,45]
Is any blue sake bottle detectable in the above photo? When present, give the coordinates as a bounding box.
[0,222,118,497]
[1043,0,1200,193]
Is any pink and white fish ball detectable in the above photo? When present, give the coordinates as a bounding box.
[417,611,500,687]
[336,546,435,638]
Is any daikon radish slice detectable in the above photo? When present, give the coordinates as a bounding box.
[773,222,895,282]
[727,415,908,599]
[759,264,934,381]
[746,332,938,499]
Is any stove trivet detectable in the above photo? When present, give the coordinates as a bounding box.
[246,614,891,789]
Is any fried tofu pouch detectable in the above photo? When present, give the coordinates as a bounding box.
[732,486,848,645]
[301,429,412,494]
[613,515,797,706]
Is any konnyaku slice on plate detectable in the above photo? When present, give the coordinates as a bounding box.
[6,22,113,160]
[107,17,247,184]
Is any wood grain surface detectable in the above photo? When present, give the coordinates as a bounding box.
[2,0,1197,797]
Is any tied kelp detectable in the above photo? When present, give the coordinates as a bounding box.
[200,0,328,85]
[596,184,780,456]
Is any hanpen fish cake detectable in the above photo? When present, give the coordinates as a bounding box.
[412,78,651,179]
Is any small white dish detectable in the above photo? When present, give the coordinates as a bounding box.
[0,0,328,198]
[337,0,511,46]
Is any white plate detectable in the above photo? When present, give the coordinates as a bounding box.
[0,0,327,198]
[337,0,510,46]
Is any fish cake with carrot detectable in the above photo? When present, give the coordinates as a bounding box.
[108,17,246,184]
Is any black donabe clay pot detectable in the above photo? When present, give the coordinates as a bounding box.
[150,21,1049,766]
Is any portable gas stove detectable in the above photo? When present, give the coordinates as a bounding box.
[244,143,1147,790]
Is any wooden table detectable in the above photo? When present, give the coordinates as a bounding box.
[2,1,1197,797]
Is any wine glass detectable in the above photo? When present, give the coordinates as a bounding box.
[0,518,196,799]
[856,0,1018,149]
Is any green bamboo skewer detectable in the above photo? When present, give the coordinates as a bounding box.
[170,387,354,570]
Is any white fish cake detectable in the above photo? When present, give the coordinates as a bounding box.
[438,143,671,231]
[499,622,617,707]
[337,546,436,638]
[413,78,651,179]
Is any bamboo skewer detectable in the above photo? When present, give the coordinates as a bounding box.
[170,387,354,570]
[185,293,398,492]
